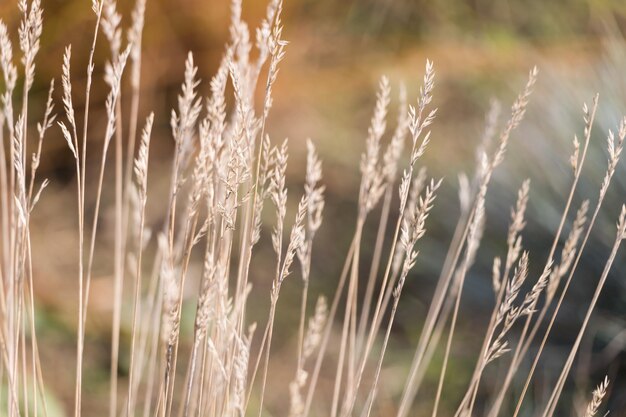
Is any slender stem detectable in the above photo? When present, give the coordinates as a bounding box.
[357,188,392,356]
[454,250,515,417]
[541,233,622,417]
[512,193,606,417]
[126,202,148,416]
[396,201,473,417]
[75,5,104,417]
[487,113,595,417]
[110,94,124,417]
[431,251,472,417]
[296,278,310,371]
[257,300,278,417]
[302,235,357,417]
[363,293,401,417]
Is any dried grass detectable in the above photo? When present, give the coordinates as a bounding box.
[0,1,623,417]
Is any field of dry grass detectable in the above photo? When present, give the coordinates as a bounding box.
[2,1,626,417]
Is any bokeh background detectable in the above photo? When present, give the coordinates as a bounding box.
[3,0,626,415]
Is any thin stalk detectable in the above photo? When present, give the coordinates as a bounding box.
[486,99,597,417]
[257,300,278,417]
[396,202,474,417]
[431,248,473,417]
[362,290,401,417]
[126,201,148,415]
[542,227,623,417]
[110,94,124,417]
[512,191,609,417]
[296,277,310,371]
[357,188,392,356]
[75,4,104,416]
[302,235,357,417]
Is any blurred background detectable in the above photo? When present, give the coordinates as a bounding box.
[3,0,626,415]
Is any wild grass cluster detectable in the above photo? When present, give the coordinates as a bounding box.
[0,0,624,416]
